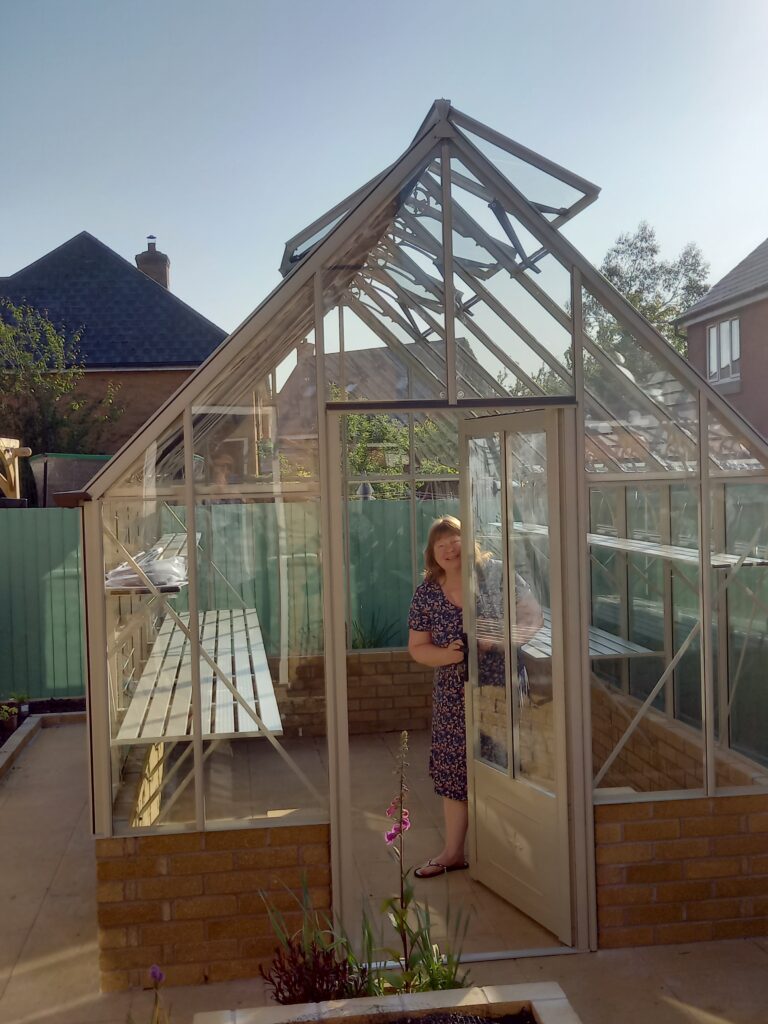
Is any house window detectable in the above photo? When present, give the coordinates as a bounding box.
[707,318,740,382]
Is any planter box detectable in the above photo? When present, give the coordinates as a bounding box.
[193,983,583,1024]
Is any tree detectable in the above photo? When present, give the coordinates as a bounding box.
[583,221,709,382]
[0,300,122,455]
[505,221,710,393]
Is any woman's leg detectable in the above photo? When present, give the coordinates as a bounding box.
[441,796,468,864]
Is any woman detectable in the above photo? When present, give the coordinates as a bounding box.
[407,515,468,878]
[407,515,543,878]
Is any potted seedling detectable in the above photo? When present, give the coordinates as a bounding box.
[0,703,19,737]
[9,693,29,721]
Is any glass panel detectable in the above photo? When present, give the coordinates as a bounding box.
[449,158,574,397]
[184,326,328,829]
[719,320,731,371]
[323,156,448,403]
[507,428,554,789]
[591,481,706,796]
[457,125,587,216]
[468,432,509,771]
[708,403,767,473]
[102,416,197,833]
[731,319,740,363]
[708,326,718,378]
[582,287,698,473]
[711,482,768,788]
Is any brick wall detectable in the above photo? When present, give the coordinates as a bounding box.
[75,368,192,453]
[592,680,760,792]
[96,823,330,991]
[272,650,434,738]
[595,794,768,948]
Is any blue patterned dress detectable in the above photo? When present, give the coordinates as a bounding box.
[408,580,467,800]
[408,566,532,800]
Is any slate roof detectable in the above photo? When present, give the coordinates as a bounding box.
[680,235,768,323]
[0,231,227,368]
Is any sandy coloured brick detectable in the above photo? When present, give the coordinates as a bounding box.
[136,876,203,901]
[624,819,680,842]
[654,921,714,944]
[686,898,742,921]
[140,920,206,945]
[598,925,654,948]
[97,901,165,928]
[625,862,682,884]
[595,803,652,823]
[135,832,204,854]
[234,847,299,870]
[170,851,234,874]
[654,880,712,903]
[684,857,742,879]
[95,837,126,858]
[97,856,168,882]
[623,904,684,926]
[97,881,125,903]
[713,834,768,856]
[680,814,743,837]
[204,830,269,851]
[98,927,128,950]
[170,939,239,963]
[596,885,653,907]
[173,894,238,920]
[653,837,711,861]
[596,841,654,865]
[99,946,162,971]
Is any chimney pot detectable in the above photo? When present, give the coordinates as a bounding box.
[136,235,170,288]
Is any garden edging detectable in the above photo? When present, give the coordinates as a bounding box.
[192,982,583,1024]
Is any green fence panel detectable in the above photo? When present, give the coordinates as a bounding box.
[0,509,85,699]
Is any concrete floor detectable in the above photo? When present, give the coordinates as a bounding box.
[2,723,768,1024]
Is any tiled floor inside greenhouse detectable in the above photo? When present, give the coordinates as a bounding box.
[2,722,768,1024]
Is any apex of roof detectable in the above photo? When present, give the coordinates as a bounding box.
[680,235,768,324]
[0,231,227,368]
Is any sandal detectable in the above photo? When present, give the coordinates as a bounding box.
[414,858,469,879]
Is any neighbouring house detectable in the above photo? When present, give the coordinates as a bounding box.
[0,231,228,453]
[679,235,768,437]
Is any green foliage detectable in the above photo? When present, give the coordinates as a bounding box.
[585,221,709,381]
[0,704,19,722]
[0,300,123,455]
[259,884,374,1003]
[350,610,401,649]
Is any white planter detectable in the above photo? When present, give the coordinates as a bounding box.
[193,983,583,1024]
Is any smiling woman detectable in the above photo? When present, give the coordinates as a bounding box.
[408,515,470,878]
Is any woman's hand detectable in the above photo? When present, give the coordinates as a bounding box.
[409,629,465,668]
[443,638,466,665]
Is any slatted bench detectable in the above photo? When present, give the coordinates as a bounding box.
[523,609,657,661]
[476,609,656,661]
[114,607,281,745]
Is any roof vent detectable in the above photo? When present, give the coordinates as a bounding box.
[135,234,170,288]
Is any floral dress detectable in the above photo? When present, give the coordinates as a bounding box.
[407,564,533,801]
[408,580,467,801]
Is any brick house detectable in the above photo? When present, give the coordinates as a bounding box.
[680,236,768,437]
[0,231,227,453]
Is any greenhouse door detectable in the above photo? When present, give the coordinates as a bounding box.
[460,410,572,945]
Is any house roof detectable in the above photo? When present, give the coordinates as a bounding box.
[680,235,768,324]
[0,231,227,368]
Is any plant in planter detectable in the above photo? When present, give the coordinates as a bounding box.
[0,703,19,735]
[8,693,29,720]
[260,731,468,1004]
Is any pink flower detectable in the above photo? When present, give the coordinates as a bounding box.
[385,799,398,818]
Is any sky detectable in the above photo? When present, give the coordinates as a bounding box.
[2,0,768,334]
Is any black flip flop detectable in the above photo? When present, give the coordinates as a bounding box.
[414,858,469,879]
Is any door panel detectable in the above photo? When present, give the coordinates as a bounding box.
[461,410,571,945]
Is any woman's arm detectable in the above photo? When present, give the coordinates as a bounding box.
[408,629,465,667]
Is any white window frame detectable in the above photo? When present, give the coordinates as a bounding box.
[707,317,741,383]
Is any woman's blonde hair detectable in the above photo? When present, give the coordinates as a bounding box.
[423,514,491,583]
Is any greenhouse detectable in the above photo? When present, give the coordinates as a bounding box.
[70,100,768,986]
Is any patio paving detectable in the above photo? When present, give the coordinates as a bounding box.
[1,721,768,1024]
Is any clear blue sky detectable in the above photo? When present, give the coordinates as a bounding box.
[2,0,767,333]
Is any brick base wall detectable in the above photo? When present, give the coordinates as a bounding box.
[272,650,434,737]
[592,680,762,791]
[595,794,768,948]
[95,823,330,991]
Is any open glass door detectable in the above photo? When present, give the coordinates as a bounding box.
[461,410,572,945]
